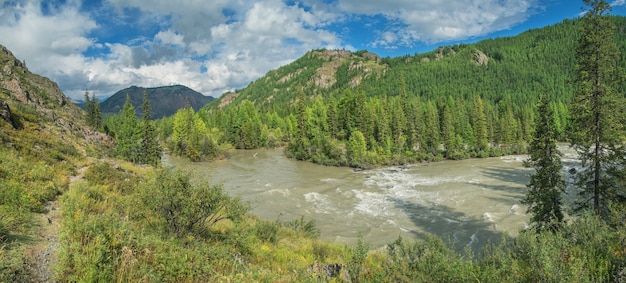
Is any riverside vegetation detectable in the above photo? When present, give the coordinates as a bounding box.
[2,0,626,281]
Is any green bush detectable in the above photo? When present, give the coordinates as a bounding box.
[281,216,320,239]
[139,169,249,239]
[255,220,279,243]
[83,162,139,194]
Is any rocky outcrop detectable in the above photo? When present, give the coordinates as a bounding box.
[218,92,239,108]
[0,43,106,146]
[0,101,15,129]
[473,49,489,66]
[0,45,71,108]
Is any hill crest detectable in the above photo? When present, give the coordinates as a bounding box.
[100,85,214,119]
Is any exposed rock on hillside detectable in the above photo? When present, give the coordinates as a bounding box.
[473,49,490,66]
[0,101,15,128]
[0,44,111,146]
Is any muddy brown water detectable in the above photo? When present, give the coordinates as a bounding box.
[163,149,536,251]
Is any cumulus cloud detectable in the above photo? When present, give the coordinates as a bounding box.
[338,0,539,46]
[0,0,346,100]
[0,0,545,101]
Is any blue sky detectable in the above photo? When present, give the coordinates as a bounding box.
[1,0,625,100]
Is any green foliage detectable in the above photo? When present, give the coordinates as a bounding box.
[346,130,368,168]
[0,246,32,282]
[347,237,369,283]
[522,94,565,232]
[280,216,320,239]
[138,91,162,166]
[384,236,478,282]
[114,95,142,162]
[83,90,102,129]
[138,169,249,239]
[569,0,626,217]
[255,220,279,243]
[83,162,139,194]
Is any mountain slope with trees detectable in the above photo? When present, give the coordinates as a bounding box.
[100,85,214,119]
[209,16,626,111]
[161,16,625,168]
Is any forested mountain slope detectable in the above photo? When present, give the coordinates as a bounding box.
[209,16,626,112]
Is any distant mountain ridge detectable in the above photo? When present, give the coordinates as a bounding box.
[100,85,214,119]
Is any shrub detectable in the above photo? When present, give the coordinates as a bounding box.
[255,220,279,243]
[139,169,249,239]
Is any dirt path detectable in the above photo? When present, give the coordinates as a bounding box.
[26,165,89,282]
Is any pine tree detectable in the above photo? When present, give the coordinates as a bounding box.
[84,90,92,126]
[139,91,161,166]
[522,94,565,232]
[472,96,489,153]
[83,90,101,129]
[569,0,625,217]
[91,93,101,129]
[292,92,310,160]
[116,95,141,162]
[172,105,195,158]
[347,130,367,168]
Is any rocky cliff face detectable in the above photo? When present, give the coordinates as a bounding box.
[0,44,110,144]
[0,45,72,108]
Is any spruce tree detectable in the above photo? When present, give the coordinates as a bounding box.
[569,0,625,217]
[84,90,92,126]
[522,94,565,232]
[472,96,489,153]
[91,93,102,129]
[84,90,102,129]
[140,91,161,166]
[116,95,141,163]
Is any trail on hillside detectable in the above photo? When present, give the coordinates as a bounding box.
[26,165,89,282]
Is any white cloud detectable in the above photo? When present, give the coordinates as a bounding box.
[0,0,347,100]
[338,0,539,45]
[613,0,626,6]
[0,0,545,101]
[155,30,184,46]
[0,2,96,63]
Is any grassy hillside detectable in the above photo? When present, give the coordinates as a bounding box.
[0,44,109,281]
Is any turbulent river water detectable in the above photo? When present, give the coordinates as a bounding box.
[163,149,537,251]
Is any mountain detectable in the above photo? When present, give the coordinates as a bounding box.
[100,85,214,119]
[0,44,108,145]
[207,16,626,112]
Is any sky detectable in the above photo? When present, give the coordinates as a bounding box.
[1,0,625,101]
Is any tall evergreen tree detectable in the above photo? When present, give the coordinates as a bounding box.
[472,96,489,152]
[84,90,101,129]
[139,91,161,166]
[522,94,565,232]
[569,0,625,216]
[116,95,141,162]
[92,93,102,129]
[287,91,310,160]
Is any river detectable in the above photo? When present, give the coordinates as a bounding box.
[163,149,536,251]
